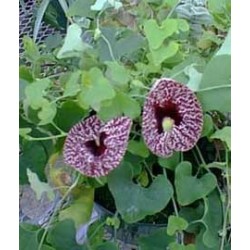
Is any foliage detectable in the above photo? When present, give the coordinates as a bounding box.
[19,0,231,249]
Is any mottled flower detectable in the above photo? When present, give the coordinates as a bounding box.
[63,116,132,177]
[142,78,203,157]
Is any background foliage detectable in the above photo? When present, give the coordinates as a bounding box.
[19,0,231,249]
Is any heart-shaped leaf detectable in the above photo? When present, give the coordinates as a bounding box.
[25,78,51,110]
[175,162,217,206]
[167,215,188,236]
[108,161,173,223]
[194,191,223,249]
[150,41,179,66]
[47,219,83,250]
[57,24,91,59]
[98,91,140,121]
[144,19,178,50]
[79,67,116,111]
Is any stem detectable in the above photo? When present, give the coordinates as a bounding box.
[166,0,180,19]
[51,121,66,134]
[163,168,184,245]
[100,34,116,62]
[28,133,67,141]
[38,173,81,250]
[88,221,107,242]
[197,85,230,92]
[220,149,231,250]
[113,211,119,243]
[195,145,206,166]
[144,160,154,179]
[171,197,179,217]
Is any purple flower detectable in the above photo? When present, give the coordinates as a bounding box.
[142,78,203,157]
[63,116,132,177]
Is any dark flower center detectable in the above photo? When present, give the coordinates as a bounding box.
[85,132,107,156]
[154,100,182,133]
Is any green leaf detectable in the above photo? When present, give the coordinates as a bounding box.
[20,140,50,184]
[19,66,34,82]
[158,152,180,171]
[59,188,94,228]
[216,28,231,56]
[95,242,119,250]
[144,19,178,50]
[177,19,190,32]
[63,71,81,97]
[33,0,50,41]
[105,61,130,87]
[38,100,57,125]
[54,101,87,132]
[19,224,41,250]
[98,91,140,121]
[27,168,55,201]
[185,64,203,91]
[164,0,179,7]
[138,228,175,250]
[79,67,116,111]
[106,216,120,229]
[127,140,149,158]
[197,85,231,112]
[91,0,122,11]
[168,242,196,250]
[41,245,56,250]
[23,36,40,61]
[179,204,204,233]
[201,114,214,137]
[167,215,188,236]
[57,0,69,15]
[199,55,231,90]
[150,41,179,66]
[108,161,173,223]
[210,126,231,150]
[67,0,95,18]
[20,79,29,101]
[175,162,217,206]
[44,33,63,51]
[19,128,32,138]
[197,191,223,248]
[208,0,228,13]
[98,28,145,61]
[25,78,51,110]
[47,219,83,250]
[57,23,91,59]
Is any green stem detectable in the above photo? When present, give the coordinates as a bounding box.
[38,173,81,250]
[166,0,180,19]
[88,221,107,242]
[197,85,230,92]
[195,145,206,166]
[51,121,66,134]
[100,34,116,62]
[28,133,67,141]
[163,169,184,245]
[220,149,231,250]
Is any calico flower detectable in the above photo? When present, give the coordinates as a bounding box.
[142,78,203,157]
[63,116,132,177]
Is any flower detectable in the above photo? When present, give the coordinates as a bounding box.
[63,115,132,177]
[142,78,203,157]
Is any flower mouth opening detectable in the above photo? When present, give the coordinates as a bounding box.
[154,100,182,133]
[85,132,107,156]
